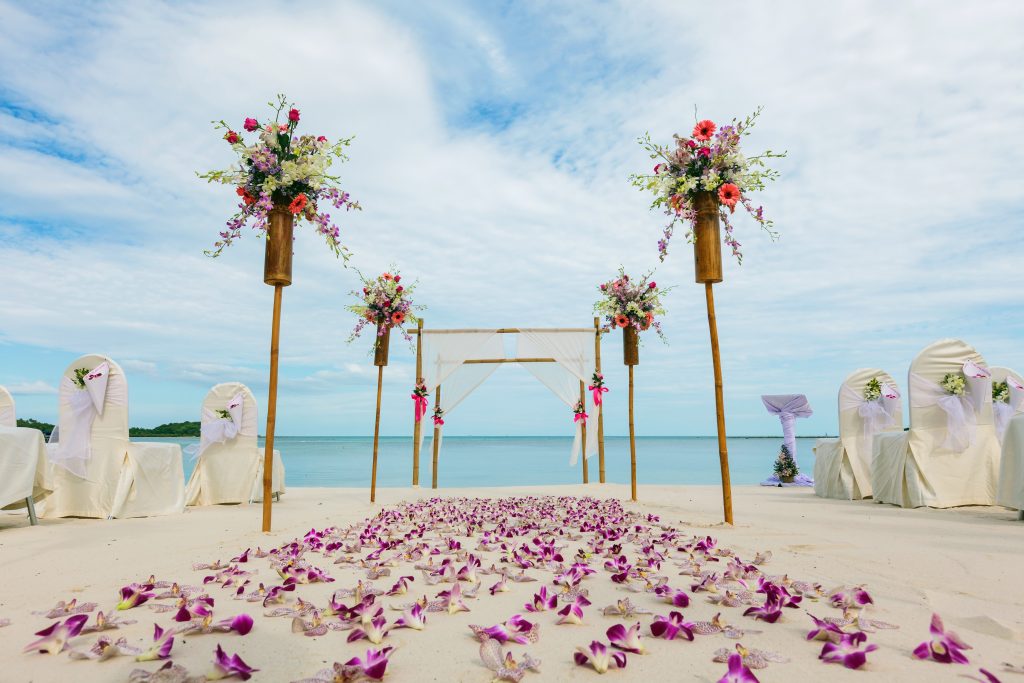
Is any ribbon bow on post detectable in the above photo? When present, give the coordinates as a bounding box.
[573,401,588,424]
[588,372,609,407]
[411,381,429,423]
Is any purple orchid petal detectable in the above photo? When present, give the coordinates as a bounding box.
[913,613,972,665]
[717,652,760,682]
[210,643,258,680]
[344,647,395,681]
[819,631,878,670]
[607,622,645,654]
[23,614,89,654]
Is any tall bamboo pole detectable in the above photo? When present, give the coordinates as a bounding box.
[431,385,441,489]
[369,365,384,503]
[593,317,606,483]
[412,318,423,486]
[628,364,637,502]
[579,380,588,484]
[705,283,734,525]
[261,284,283,532]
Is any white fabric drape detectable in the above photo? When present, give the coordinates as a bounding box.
[909,361,990,453]
[192,392,247,461]
[0,385,15,427]
[994,373,1024,443]
[838,382,901,460]
[516,331,599,466]
[419,333,504,456]
[51,362,116,478]
[761,394,813,461]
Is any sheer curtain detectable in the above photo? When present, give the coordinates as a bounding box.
[419,332,504,455]
[761,394,814,486]
[517,331,599,465]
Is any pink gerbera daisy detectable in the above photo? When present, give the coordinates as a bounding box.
[693,119,716,141]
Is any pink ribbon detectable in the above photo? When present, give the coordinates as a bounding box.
[432,415,445,426]
[574,411,588,424]
[412,393,428,422]
[589,385,608,406]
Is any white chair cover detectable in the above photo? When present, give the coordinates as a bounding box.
[871,339,1001,508]
[0,426,51,511]
[0,385,15,427]
[185,382,285,506]
[760,394,814,486]
[990,367,1024,444]
[997,413,1024,512]
[41,355,185,519]
[516,331,600,466]
[814,369,902,499]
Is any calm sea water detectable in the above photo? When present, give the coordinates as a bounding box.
[162,436,818,488]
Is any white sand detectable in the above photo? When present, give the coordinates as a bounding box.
[1,484,1022,682]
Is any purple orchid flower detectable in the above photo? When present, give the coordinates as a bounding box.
[345,647,395,681]
[32,599,98,619]
[574,640,627,673]
[470,615,539,645]
[657,587,691,608]
[525,586,558,612]
[912,613,971,664]
[650,611,695,641]
[556,595,591,625]
[262,580,297,606]
[117,583,156,610]
[23,614,88,654]
[820,631,878,670]
[479,638,542,682]
[347,616,390,644]
[742,602,782,623]
[489,575,510,595]
[209,644,258,680]
[806,614,846,643]
[385,576,414,596]
[441,582,470,615]
[69,635,142,661]
[135,623,175,661]
[607,622,646,654]
[393,603,426,631]
[717,652,760,682]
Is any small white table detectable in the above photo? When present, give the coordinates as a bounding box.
[0,426,50,524]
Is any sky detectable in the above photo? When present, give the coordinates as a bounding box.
[1,0,1022,437]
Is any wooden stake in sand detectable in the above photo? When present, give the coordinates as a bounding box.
[411,319,423,486]
[623,325,639,501]
[261,205,293,532]
[370,326,390,503]
[579,380,588,484]
[431,385,441,489]
[594,317,606,483]
[694,190,734,525]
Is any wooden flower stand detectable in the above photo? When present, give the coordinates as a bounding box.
[694,191,734,525]
[261,205,293,532]
[623,325,639,501]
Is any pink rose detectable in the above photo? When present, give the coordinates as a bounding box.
[288,108,300,122]
[243,117,258,132]
[394,275,401,283]
[649,282,656,289]
[224,130,239,144]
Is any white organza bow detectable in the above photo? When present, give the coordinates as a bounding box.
[193,392,245,460]
[839,381,900,455]
[910,362,989,452]
[52,362,111,477]
[995,375,1024,442]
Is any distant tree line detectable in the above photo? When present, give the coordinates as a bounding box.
[16,418,200,438]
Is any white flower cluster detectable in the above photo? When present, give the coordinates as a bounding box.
[863,378,883,402]
[993,381,1010,404]
[940,373,966,396]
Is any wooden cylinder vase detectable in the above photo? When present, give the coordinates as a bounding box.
[623,325,639,366]
[374,325,391,367]
[693,191,723,284]
[264,205,294,286]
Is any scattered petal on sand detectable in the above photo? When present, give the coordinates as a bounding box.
[913,613,972,664]
[23,614,88,654]
[574,640,627,673]
[480,638,541,682]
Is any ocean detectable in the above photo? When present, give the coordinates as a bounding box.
[162,436,820,488]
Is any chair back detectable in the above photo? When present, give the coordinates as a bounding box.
[201,382,259,455]
[0,385,14,427]
[908,339,992,432]
[837,367,902,466]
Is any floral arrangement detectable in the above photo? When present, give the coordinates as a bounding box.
[630,107,785,262]
[594,269,672,341]
[863,378,883,402]
[940,373,966,396]
[215,409,232,421]
[573,400,588,424]
[347,268,421,343]
[199,94,361,259]
[993,381,1010,404]
[71,368,92,389]
[588,372,608,407]
[773,444,798,480]
[432,406,445,427]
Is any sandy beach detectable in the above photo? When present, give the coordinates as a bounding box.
[1,484,1022,682]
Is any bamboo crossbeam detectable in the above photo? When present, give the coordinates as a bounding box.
[411,327,610,335]
[461,357,556,364]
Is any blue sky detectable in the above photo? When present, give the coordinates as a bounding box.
[1,0,1022,437]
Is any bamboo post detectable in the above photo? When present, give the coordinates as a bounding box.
[594,317,606,483]
[431,385,441,489]
[261,284,283,532]
[705,283,734,524]
[628,364,637,502]
[370,365,384,503]
[412,319,423,486]
[579,380,588,484]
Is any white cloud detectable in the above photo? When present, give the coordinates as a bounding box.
[5,380,58,395]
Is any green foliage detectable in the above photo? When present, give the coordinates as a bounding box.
[773,443,799,479]
[17,418,55,434]
[129,421,201,437]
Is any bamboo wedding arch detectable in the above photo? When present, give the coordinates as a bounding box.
[368,319,614,501]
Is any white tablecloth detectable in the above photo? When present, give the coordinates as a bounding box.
[0,426,50,510]
[997,413,1024,511]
